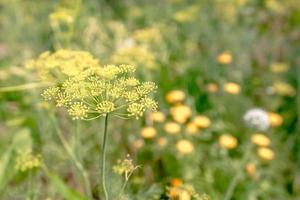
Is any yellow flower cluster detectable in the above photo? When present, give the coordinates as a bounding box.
[113,155,139,180]
[15,150,42,172]
[111,46,157,69]
[49,9,74,28]
[26,50,100,81]
[173,5,200,23]
[42,63,157,120]
[133,27,162,44]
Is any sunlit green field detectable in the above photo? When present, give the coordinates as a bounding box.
[0,0,299,199]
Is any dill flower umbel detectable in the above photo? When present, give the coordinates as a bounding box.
[42,64,158,120]
[26,50,100,81]
[244,108,270,131]
[111,46,157,69]
[15,149,42,172]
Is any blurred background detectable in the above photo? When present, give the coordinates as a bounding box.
[0,0,299,199]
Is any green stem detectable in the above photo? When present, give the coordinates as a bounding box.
[0,82,52,93]
[51,115,93,199]
[222,143,252,200]
[101,114,109,200]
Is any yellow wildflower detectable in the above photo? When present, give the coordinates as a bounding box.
[149,111,166,122]
[193,115,211,128]
[141,127,157,139]
[157,137,168,147]
[268,112,283,127]
[164,122,181,135]
[224,82,241,94]
[272,81,296,97]
[217,52,232,64]
[176,140,194,154]
[170,105,192,124]
[246,163,256,176]
[219,134,238,149]
[166,90,186,104]
[207,83,219,93]
[251,133,271,147]
[270,62,289,73]
[174,5,199,23]
[257,147,274,161]
[186,122,198,135]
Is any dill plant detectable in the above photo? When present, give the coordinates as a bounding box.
[42,57,158,199]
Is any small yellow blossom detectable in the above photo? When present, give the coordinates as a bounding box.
[157,137,168,147]
[174,5,199,23]
[132,27,162,44]
[133,139,144,149]
[170,105,192,124]
[193,115,211,128]
[257,147,274,161]
[186,122,198,135]
[224,82,241,94]
[141,127,157,139]
[246,163,256,176]
[171,178,183,187]
[149,111,165,122]
[164,122,181,135]
[268,112,283,127]
[176,140,194,154]
[270,62,289,73]
[272,81,296,97]
[217,52,232,64]
[111,46,157,69]
[219,134,238,149]
[165,90,186,104]
[251,133,271,147]
[207,83,219,93]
